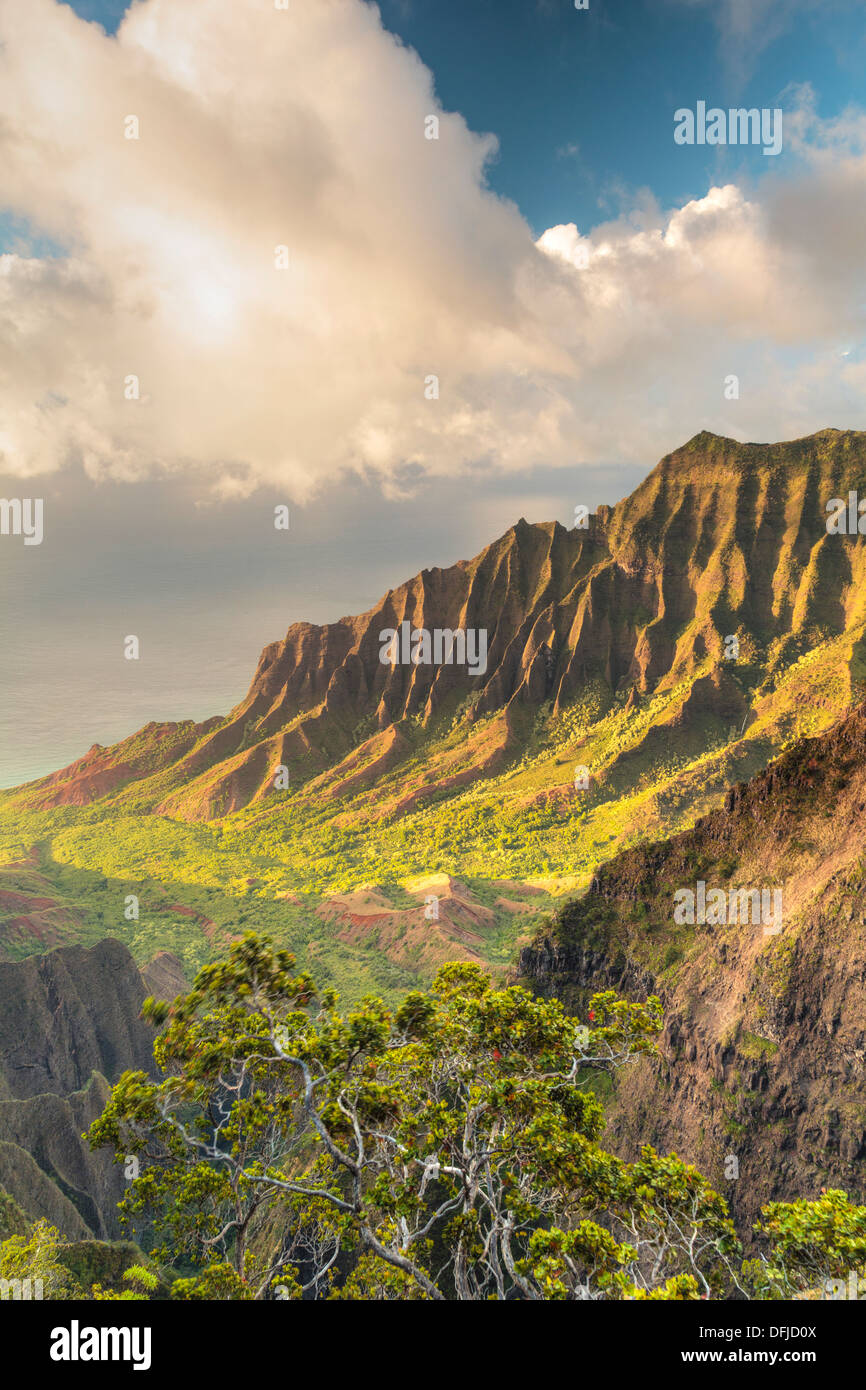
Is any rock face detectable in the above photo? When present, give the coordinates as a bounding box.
[139,950,188,1004]
[0,939,156,1101]
[519,704,866,1239]
[0,939,157,1237]
[10,428,866,822]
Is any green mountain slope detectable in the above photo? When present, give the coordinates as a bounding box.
[3,427,866,997]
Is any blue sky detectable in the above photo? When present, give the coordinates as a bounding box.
[378,0,866,233]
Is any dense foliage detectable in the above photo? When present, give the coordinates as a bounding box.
[0,932,861,1301]
[86,933,745,1300]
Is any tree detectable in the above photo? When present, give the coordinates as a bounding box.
[91,1265,160,1301]
[747,1189,866,1299]
[0,1221,81,1301]
[88,933,742,1300]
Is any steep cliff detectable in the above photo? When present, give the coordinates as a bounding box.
[0,939,157,1238]
[0,938,156,1101]
[519,703,866,1237]
[4,428,866,993]
[10,428,866,823]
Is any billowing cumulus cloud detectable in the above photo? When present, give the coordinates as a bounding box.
[0,0,865,499]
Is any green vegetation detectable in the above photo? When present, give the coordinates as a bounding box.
[0,1220,81,1300]
[63,933,866,1301]
[739,1030,780,1061]
[88,933,739,1300]
[0,1218,168,1301]
[0,929,860,1301]
[1,623,859,1000]
[747,1189,866,1299]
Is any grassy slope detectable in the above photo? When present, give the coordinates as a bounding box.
[4,429,866,1000]
[0,624,860,1002]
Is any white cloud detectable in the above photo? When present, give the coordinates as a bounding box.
[0,0,865,498]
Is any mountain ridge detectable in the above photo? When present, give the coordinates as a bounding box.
[11,426,866,819]
[2,425,866,994]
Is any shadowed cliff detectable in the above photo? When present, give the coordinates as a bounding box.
[0,939,160,1238]
[519,701,866,1237]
